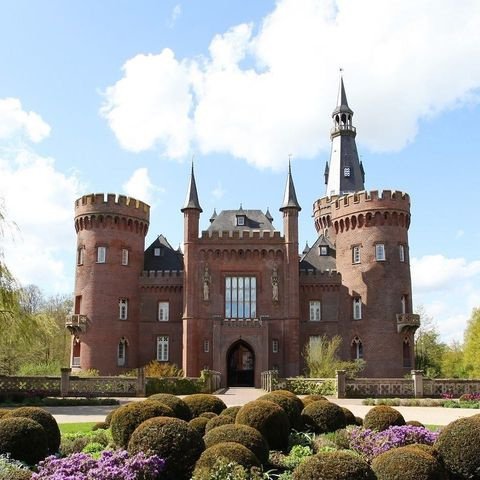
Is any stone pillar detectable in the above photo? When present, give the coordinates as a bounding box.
[411,370,424,398]
[136,367,146,397]
[336,370,346,399]
[60,368,72,397]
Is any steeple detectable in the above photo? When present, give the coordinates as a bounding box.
[325,76,365,197]
[280,161,301,212]
[181,163,202,212]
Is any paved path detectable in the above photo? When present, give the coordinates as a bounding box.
[43,388,480,426]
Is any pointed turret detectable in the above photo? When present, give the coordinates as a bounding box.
[181,164,202,212]
[280,161,301,212]
[209,208,217,223]
[265,208,273,223]
[325,76,365,197]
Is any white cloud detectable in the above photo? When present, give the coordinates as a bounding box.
[211,181,226,200]
[101,0,480,169]
[0,148,82,294]
[412,254,480,343]
[168,4,182,28]
[0,98,51,143]
[122,167,160,205]
[100,49,193,158]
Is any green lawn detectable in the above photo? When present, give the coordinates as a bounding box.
[59,422,97,434]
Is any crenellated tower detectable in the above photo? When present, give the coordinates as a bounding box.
[313,79,419,377]
[69,193,149,374]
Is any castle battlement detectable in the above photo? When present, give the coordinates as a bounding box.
[141,270,184,278]
[315,190,409,210]
[75,193,150,218]
[200,229,283,241]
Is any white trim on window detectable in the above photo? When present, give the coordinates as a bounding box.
[353,297,362,320]
[204,340,210,353]
[117,338,127,366]
[352,245,361,264]
[158,302,169,321]
[77,247,84,266]
[121,248,129,266]
[309,300,321,321]
[375,243,386,261]
[97,246,106,263]
[272,339,279,353]
[157,335,169,362]
[399,244,405,263]
[119,298,128,320]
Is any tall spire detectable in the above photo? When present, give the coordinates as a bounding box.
[325,75,365,197]
[181,163,202,212]
[280,160,301,212]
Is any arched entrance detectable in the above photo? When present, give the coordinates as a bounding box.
[227,340,255,387]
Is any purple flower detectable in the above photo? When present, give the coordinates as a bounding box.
[347,425,439,462]
[32,450,165,480]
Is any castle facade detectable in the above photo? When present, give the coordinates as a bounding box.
[67,79,420,385]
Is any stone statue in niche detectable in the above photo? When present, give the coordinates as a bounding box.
[271,266,279,302]
[203,265,211,301]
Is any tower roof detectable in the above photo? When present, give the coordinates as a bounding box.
[333,76,353,116]
[280,161,301,212]
[181,163,202,212]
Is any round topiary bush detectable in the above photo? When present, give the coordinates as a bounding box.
[183,394,226,417]
[292,450,375,480]
[406,420,425,428]
[205,415,234,433]
[104,407,118,426]
[302,395,328,408]
[372,445,447,480]
[128,416,204,480]
[194,441,261,475]
[435,415,480,479]
[92,421,109,431]
[5,406,61,454]
[0,417,49,465]
[342,407,356,426]
[110,400,174,448]
[258,392,304,430]
[189,416,209,436]
[301,400,346,434]
[199,412,218,419]
[148,393,192,420]
[220,406,242,419]
[203,423,270,465]
[0,409,9,419]
[236,400,290,451]
[363,405,405,431]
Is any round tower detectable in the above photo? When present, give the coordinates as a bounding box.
[313,190,419,377]
[70,193,149,375]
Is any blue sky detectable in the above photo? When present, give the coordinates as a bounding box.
[1,0,479,343]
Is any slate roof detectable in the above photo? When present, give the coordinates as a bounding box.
[181,164,202,212]
[207,209,276,232]
[299,234,336,271]
[144,235,184,271]
[280,162,301,211]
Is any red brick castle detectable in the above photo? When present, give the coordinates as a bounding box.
[67,79,420,385]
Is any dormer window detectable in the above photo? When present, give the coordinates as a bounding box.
[319,246,328,256]
[343,166,351,177]
[154,247,164,257]
[236,216,246,226]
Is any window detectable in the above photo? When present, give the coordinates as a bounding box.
[344,166,351,177]
[154,247,162,256]
[309,335,321,349]
[272,339,279,353]
[399,244,405,263]
[158,302,169,321]
[309,301,321,321]
[225,276,256,319]
[375,243,386,261]
[353,297,362,320]
[236,216,245,226]
[351,337,363,360]
[117,338,127,366]
[319,246,328,256]
[203,340,210,353]
[121,249,129,266]
[77,247,84,265]
[352,245,361,264]
[157,335,169,361]
[401,295,407,314]
[119,298,128,320]
[403,338,411,368]
[97,246,106,263]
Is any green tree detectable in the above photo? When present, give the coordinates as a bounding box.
[441,340,467,378]
[414,306,446,377]
[463,308,480,378]
[303,335,365,378]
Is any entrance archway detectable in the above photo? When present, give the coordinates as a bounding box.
[227,340,255,387]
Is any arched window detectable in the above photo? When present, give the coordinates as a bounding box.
[403,337,411,368]
[351,336,363,360]
[117,337,128,366]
